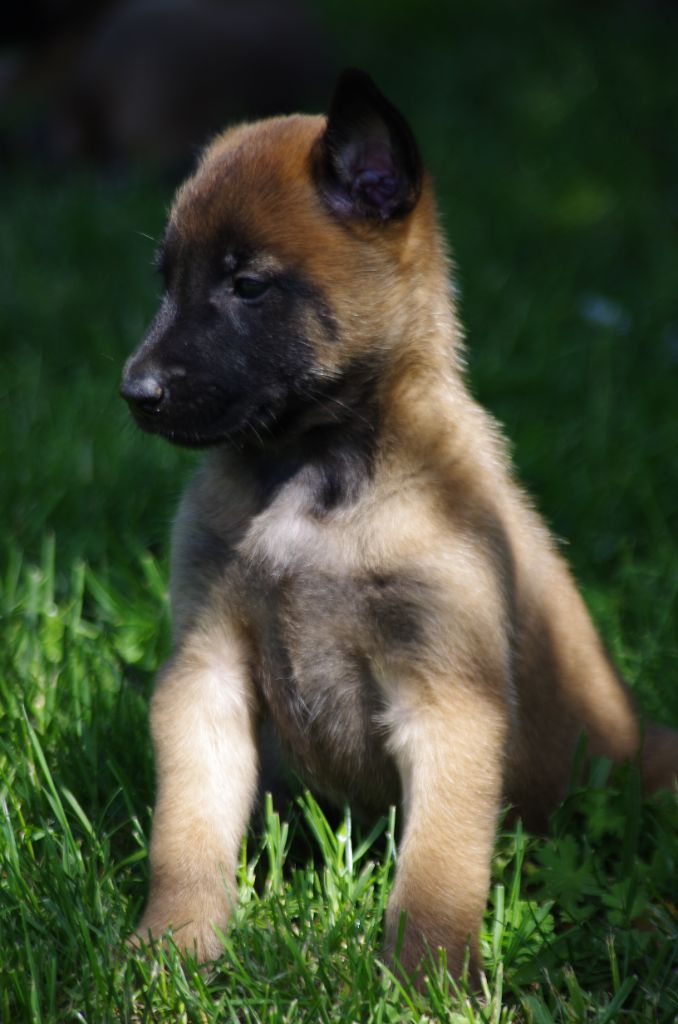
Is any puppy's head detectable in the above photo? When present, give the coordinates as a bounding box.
[121,70,438,448]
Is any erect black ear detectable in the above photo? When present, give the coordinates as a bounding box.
[315,69,422,222]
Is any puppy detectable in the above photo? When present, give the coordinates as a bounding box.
[120,69,678,981]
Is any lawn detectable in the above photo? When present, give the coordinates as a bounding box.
[1,1,677,1020]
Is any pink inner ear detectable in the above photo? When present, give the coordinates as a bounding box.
[339,134,391,177]
[340,140,402,218]
[352,169,400,218]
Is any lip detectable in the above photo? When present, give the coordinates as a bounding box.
[159,429,229,449]
[130,412,235,448]
[128,395,268,449]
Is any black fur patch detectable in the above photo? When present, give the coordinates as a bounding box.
[250,356,382,515]
[122,228,338,449]
[366,572,428,651]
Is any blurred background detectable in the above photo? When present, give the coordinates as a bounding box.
[2,0,677,712]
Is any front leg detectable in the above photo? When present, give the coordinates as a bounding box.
[384,684,507,983]
[135,621,258,961]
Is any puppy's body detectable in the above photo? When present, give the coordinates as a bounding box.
[121,73,678,979]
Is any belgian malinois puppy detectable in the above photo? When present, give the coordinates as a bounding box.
[120,70,678,981]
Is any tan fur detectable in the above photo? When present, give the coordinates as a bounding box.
[129,105,678,982]
[134,612,259,960]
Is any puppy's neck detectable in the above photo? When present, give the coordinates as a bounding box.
[228,355,383,516]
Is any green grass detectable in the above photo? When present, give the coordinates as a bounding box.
[1,0,677,1019]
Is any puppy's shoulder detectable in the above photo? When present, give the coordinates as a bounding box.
[174,452,256,545]
[169,452,257,624]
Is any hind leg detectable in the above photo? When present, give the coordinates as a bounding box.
[506,696,678,832]
[640,721,678,794]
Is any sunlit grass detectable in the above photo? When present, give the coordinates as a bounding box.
[1,543,676,1020]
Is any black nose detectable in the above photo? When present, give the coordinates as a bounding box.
[120,372,165,413]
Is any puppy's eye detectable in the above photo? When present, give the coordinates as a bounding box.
[233,276,271,300]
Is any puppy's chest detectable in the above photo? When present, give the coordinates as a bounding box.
[241,559,400,811]
[236,508,425,812]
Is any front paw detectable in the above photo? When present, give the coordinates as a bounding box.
[384,910,481,989]
[129,906,227,962]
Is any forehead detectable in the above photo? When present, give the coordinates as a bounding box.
[168,114,337,264]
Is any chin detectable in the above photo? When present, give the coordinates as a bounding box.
[132,407,254,448]
[161,430,229,449]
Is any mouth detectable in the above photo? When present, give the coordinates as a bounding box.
[126,394,283,450]
[129,410,244,449]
